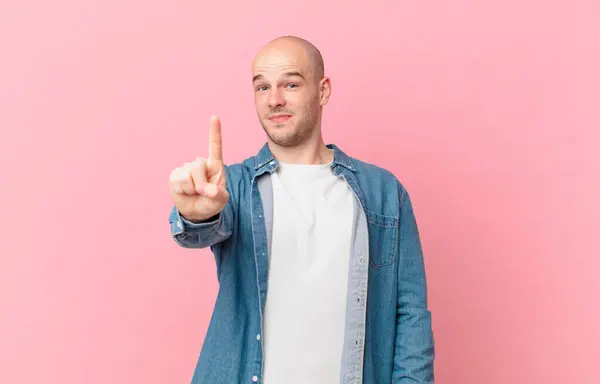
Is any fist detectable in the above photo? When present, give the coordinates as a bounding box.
[169,115,229,222]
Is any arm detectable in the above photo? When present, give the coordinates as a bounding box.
[167,115,231,249]
[168,199,234,249]
[393,185,435,383]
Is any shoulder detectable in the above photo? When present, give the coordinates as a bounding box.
[351,157,405,189]
[350,156,413,206]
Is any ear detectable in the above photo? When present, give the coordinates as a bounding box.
[319,77,331,106]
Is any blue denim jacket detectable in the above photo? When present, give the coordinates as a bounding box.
[169,143,434,384]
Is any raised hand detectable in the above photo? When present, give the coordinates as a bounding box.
[169,115,229,222]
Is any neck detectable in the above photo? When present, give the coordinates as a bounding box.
[268,131,333,165]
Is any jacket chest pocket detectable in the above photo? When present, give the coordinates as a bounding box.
[366,210,398,268]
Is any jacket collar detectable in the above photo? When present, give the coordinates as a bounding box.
[253,142,356,172]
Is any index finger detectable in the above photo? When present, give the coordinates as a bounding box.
[208,115,223,161]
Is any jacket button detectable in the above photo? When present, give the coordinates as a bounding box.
[252,376,258,382]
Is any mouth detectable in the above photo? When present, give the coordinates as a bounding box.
[268,114,292,123]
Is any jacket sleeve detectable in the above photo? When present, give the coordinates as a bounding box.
[393,184,435,383]
[168,198,234,249]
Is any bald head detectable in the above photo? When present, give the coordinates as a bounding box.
[253,36,325,83]
[251,35,331,149]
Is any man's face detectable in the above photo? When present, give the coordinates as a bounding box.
[252,46,325,147]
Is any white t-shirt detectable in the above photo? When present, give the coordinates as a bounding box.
[261,159,355,384]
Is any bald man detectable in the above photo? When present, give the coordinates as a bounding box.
[168,36,435,384]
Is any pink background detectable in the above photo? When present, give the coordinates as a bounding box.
[1,1,598,383]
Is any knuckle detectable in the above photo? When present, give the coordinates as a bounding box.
[169,167,182,182]
[174,170,191,183]
[183,159,205,171]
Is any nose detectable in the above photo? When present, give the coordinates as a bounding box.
[268,87,286,109]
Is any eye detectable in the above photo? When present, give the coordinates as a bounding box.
[256,85,268,92]
[286,83,298,89]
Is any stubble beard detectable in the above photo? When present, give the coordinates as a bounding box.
[260,105,319,147]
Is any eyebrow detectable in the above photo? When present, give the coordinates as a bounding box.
[283,71,304,79]
[252,71,305,83]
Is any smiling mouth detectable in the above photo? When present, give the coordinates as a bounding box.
[268,115,292,123]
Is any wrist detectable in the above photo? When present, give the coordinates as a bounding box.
[181,212,220,224]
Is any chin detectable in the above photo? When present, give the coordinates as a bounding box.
[265,121,294,135]
[267,131,297,146]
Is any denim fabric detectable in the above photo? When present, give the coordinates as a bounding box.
[169,143,435,383]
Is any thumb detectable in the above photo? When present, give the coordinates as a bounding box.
[202,183,228,202]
